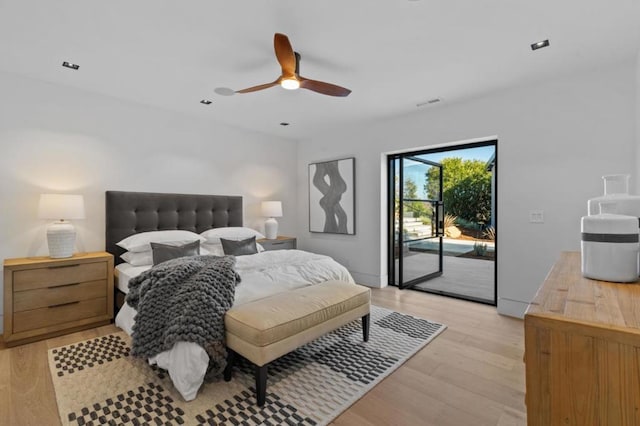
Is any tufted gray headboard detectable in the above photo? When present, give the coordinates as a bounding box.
[105,191,243,264]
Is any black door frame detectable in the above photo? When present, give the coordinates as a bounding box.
[387,139,498,306]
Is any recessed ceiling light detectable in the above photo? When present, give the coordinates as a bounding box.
[62,61,79,70]
[530,39,550,51]
[200,99,212,105]
[280,122,290,126]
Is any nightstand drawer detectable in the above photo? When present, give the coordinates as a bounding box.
[264,240,295,250]
[13,261,107,292]
[258,237,297,251]
[13,297,107,333]
[13,280,107,312]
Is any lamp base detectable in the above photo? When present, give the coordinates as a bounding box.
[264,218,279,240]
[47,221,76,258]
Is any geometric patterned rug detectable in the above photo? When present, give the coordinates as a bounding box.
[48,305,446,426]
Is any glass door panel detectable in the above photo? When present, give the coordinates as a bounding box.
[390,155,444,289]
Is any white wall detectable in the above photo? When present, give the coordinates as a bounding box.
[637,50,640,193]
[0,71,297,332]
[296,61,637,317]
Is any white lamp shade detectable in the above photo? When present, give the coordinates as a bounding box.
[38,194,85,220]
[261,201,283,218]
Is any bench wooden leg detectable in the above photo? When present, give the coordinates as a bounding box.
[224,349,236,382]
[256,364,268,406]
[362,313,370,342]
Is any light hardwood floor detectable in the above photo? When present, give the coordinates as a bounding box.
[0,287,526,425]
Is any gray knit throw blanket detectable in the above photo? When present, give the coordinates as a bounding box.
[126,255,240,378]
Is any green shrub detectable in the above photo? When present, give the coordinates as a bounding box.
[473,242,488,256]
[425,157,492,223]
[454,217,483,231]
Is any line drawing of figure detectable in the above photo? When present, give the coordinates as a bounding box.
[313,161,348,233]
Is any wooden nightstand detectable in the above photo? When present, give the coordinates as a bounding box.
[3,251,114,347]
[257,236,297,251]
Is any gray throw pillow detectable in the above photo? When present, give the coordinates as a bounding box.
[151,240,200,265]
[220,236,258,256]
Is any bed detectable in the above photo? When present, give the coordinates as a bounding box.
[105,190,354,400]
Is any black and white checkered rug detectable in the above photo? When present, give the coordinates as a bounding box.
[48,305,446,426]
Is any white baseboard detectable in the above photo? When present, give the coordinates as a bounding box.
[497,298,528,319]
[350,271,384,288]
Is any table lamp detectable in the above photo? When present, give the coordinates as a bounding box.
[261,201,282,240]
[38,194,85,258]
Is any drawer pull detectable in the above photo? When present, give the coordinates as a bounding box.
[48,264,80,270]
[48,301,80,309]
[48,282,80,289]
[272,242,286,245]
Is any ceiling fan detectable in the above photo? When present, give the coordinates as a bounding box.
[235,33,352,97]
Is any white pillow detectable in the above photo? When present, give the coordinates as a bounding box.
[202,241,264,256]
[120,251,153,266]
[200,227,265,245]
[117,230,205,253]
[121,246,211,266]
[201,243,225,257]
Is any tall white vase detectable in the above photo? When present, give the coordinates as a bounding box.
[588,174,640,216]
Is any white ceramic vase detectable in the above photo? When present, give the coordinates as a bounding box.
[581,202,639,282]
[46,220,76,258]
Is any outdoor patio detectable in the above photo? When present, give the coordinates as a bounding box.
[394,250,495,303]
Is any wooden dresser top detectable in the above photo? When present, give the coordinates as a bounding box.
[4,251,112,269]
[526,251,640,330]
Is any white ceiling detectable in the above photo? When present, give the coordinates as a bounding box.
[1,0,639,140]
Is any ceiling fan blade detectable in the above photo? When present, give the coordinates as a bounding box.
[235,79,280,94]
[274,33,296,76]
[299,77,351,97]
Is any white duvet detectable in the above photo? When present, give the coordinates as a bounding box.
[115,249,354,400]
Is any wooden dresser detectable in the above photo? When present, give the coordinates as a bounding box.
[524,251,640,425]
[3,252,114,346]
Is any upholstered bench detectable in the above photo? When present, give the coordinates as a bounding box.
[223,280,371,406]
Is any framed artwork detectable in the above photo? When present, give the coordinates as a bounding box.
[309,157,355,234]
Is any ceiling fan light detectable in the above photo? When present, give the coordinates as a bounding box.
[281,78,300,90]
